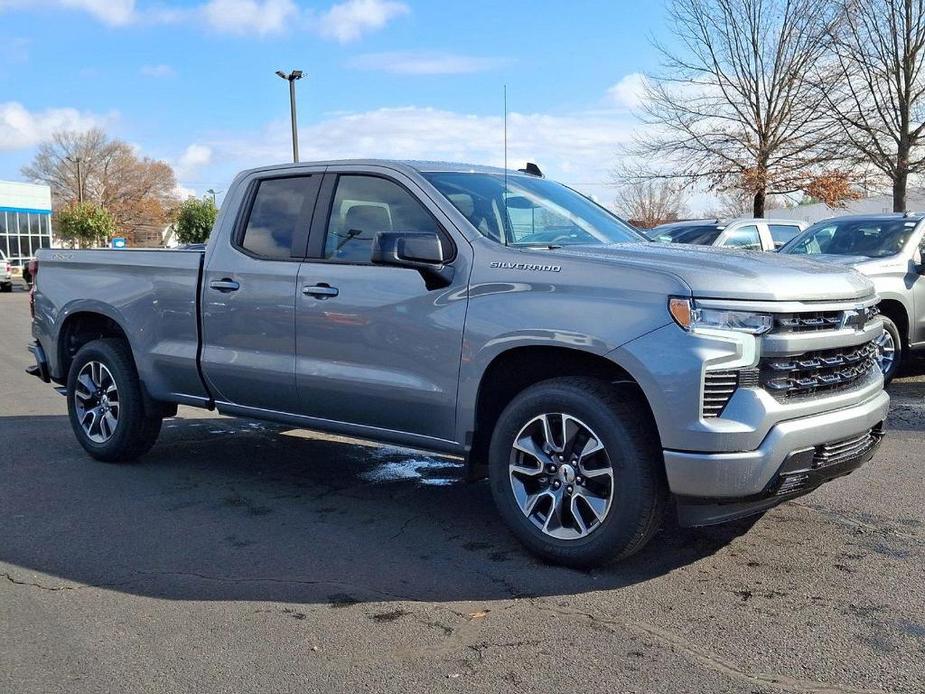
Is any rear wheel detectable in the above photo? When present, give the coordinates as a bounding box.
[875,316,902,385]
[488,377,667,568]
[66,339,162,462]
[0,282,11,293]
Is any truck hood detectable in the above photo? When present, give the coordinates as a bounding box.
[791,253,910,277]
[552,243,875,302]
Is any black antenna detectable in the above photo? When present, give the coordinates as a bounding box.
[503,84,509,245]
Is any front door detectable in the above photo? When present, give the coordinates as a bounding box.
[295,171,469,443]
[201,172,322,413]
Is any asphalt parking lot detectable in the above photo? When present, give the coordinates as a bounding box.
[1,287,923,693]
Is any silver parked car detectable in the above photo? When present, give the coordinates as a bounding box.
[648,218,808,251]
[781,213,925,382]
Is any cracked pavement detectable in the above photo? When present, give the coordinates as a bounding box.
[1,289,923,693]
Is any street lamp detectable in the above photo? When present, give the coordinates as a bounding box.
[275,69,304,163]
[206,188,221,205]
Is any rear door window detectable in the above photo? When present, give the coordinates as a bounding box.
[239,176,320,259]
[769,224,803,248]
[720,225,762,250]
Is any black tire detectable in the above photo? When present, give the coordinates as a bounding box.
[488,377,667,568]
[66,338,162,462]
[0,282,11,293]
[877,315,903,386]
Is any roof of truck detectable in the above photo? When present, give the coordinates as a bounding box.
[240,159,525,177]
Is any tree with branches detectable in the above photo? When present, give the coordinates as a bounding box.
[825,0,925,212]
[614,180,688,228]
[21,128,178,244]
[621,0,853,217]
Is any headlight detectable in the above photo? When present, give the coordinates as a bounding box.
[669,297,772,335]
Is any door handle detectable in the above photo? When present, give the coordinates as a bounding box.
[302,283,339,298]
[209,278,240,292]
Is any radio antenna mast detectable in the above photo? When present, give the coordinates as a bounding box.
[504,84,508,175]
[503,84,508,244]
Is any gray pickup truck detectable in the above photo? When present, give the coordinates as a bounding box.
[27,160,890,567]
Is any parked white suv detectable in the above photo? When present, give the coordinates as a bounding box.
[648,218,808,251]
[1,250,13,292]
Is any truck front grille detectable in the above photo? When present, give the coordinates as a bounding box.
[772,305,879,334]
[774,311,843,332]
[813,425,883,469]
[760,341,878,399]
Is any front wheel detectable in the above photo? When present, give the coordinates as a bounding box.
[488,377,667,568]
[66,338,162,462]
[875,316,903,385]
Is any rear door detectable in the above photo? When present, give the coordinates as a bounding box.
[200,169,323,413]
[294,166,470,443]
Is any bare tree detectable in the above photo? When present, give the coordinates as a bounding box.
[614,180,688,228]
[622,0,849,217]
[825,0,925,212]
[21,128,179,245]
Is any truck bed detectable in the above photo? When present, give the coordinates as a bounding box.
[33,248,209,404]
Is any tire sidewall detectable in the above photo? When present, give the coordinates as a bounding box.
[879,316,903,384]
[66,340,146,461]
[488,380,657,564]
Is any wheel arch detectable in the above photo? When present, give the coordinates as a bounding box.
[878,297,910,347]
[464,345,657,479]
[57,309,134,382]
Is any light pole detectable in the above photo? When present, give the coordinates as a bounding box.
[275,70,304,163]
[206,188,221,206]
[66,156,84,203]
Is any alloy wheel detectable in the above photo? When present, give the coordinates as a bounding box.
[875,330,896,376]
[508,413,614,540]
[74,361,120,443]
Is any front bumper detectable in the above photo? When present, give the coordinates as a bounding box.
[666,389,889,525]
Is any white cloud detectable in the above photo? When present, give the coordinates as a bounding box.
[62,0,136,25]
[0,0,138,25]
[140,64,175,78]
[316,0,409,43]
[1,0,409,40]
[203,105,635,203]
[347,51,507,75]
[175,143,213,178]
[201,0,298,36]
[606,73,647,110]
[175,183,198,199]
[0,101,109,151]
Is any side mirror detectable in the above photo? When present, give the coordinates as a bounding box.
[914,249,925,274]
[371,231,455,289]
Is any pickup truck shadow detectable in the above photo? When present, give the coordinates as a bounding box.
[0,414,759,605]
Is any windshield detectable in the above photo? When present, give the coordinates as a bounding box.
[424,172,644,246]
[782,218,917,258]
[649,224,722,245]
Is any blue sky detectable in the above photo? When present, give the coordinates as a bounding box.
[0,0,670,205]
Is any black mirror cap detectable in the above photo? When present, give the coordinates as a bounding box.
[371,231,454,289]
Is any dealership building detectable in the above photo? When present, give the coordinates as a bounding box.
[0,179,53,265]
